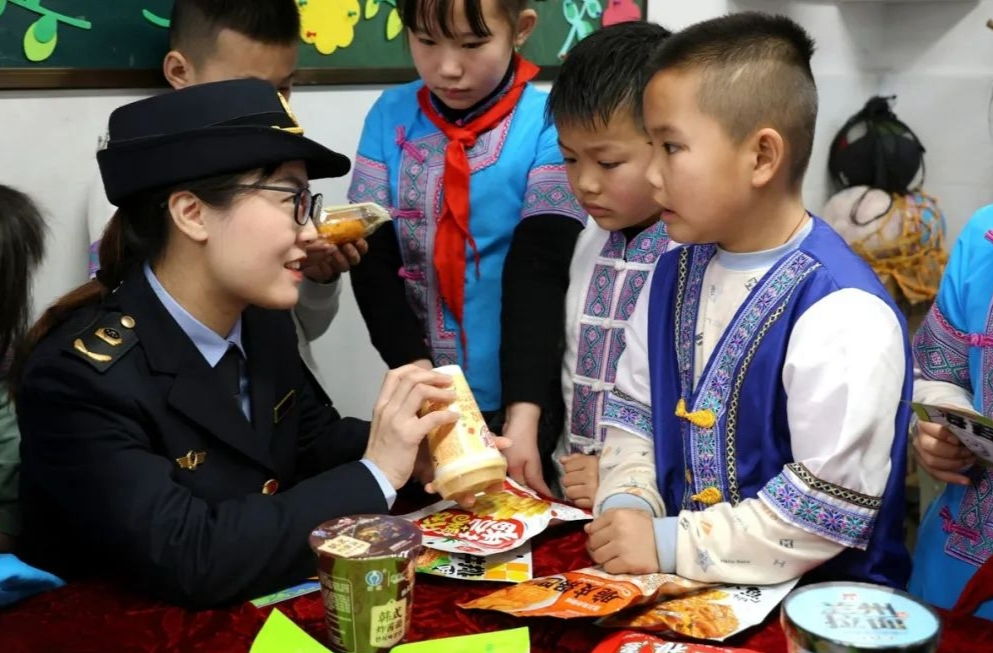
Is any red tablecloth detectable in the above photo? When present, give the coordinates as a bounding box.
[3,524,992,652]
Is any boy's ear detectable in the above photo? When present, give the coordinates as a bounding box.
[162,50,196,90]
[749,127,786,189]
[515,10,538,48]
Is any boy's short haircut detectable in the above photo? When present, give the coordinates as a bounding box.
[644,12,818,187]
[548,21,672,131]
[169,0,301,61]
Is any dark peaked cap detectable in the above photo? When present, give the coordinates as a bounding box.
[98,78,351,206]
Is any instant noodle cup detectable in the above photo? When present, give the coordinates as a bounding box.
[781,582,940,653]
[316,202,391,245]
[309,515,422,653]
[419,365,507,502]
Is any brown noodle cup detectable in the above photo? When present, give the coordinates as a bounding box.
[309,515,422,653]
[420,365,507,501]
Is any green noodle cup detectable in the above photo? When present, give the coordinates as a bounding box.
[781,582,941,653]
[309,515,422,653]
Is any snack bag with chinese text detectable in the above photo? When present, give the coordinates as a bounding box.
[599,579,799,642]
[591,631,760,653]
[911,402,993,464]
[401,478,590,556]
[458,567,711,618]
[416,542,533,583]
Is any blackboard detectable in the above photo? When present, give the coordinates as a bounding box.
[0,0,646,89]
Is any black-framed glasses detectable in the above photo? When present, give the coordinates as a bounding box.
[235,184,323,227]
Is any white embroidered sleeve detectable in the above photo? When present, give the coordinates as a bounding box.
[672,289,906,583]
[673,498,844,583]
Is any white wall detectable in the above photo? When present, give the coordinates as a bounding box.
[1,1,984,417]
[878,0,993,244]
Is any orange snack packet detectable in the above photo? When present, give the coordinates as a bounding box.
[591,631,760,653]
[458,567,711,618]
[599,579,798,642]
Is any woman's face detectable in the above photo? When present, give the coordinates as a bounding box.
[202,161,318,311]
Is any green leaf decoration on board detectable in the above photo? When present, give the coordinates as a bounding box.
[386,7,402,40]
[0,0,7,20]
[24,14,58,62]
[365,0,380,20]
[141,9,170,29]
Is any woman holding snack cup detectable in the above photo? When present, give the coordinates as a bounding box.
[910,202,993,620]
[10,79,492,610]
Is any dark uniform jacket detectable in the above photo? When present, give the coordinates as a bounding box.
[17,270,386,608]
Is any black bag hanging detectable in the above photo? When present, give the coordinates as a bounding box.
[828,95,926,195]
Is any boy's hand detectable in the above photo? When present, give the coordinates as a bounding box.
[914,420,976,486]
[501,402,553,497]
[302,238,369,283]
[561,453,598,508]
[585,508,659,575]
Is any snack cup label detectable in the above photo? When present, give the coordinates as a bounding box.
[310,515,421,653]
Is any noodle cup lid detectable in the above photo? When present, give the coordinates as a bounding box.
[782,582,940,653]
[310,515,421,560]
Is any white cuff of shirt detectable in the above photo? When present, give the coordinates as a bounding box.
[360,458,397,509]
[653,516,678,573]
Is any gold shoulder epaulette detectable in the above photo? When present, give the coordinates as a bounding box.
[66,312,139,373]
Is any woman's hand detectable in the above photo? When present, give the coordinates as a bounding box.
[364,365,458,490]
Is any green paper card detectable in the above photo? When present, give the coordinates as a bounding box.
[250,608,329,653]
[391,627,530,652]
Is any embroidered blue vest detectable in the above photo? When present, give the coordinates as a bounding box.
[647,218,911,587]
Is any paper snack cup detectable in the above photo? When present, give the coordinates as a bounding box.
[309,515,422,653]
[420,365,507,501]
[781,582,940,653]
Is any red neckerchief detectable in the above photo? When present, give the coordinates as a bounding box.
[416,54,539,361]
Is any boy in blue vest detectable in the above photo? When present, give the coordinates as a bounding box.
[591,12,912,587]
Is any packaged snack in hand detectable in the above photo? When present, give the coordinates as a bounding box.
[459,567,711,618]
[316,202,391,244]
[401,478,591,556]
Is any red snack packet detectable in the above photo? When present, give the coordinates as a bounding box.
[591,630,760,653]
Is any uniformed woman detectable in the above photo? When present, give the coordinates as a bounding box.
[11,79,462,609]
